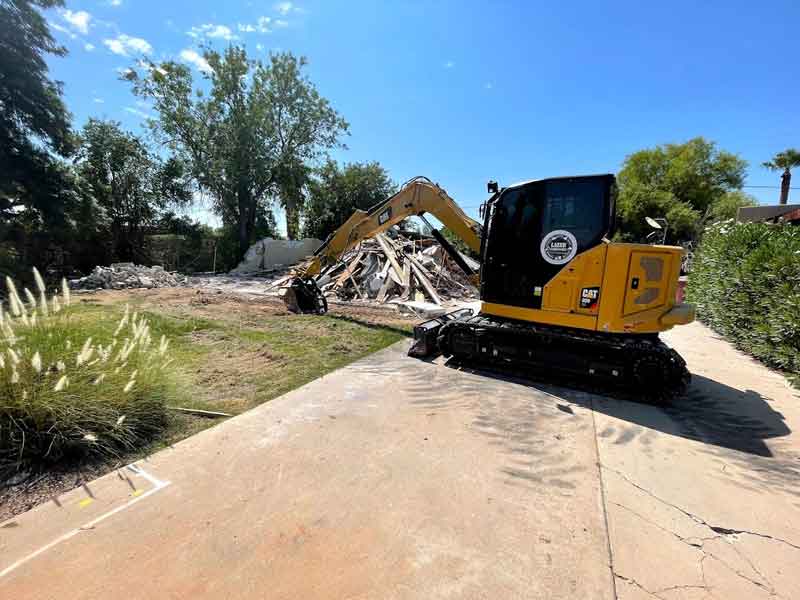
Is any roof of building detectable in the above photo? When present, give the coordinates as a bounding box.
[737,204,800,223]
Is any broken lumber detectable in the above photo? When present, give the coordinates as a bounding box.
[375,234,405,283]
[407,256,442,305]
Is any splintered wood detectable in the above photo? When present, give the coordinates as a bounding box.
[313,231,478,307]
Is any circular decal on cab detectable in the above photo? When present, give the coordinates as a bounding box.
[540,230,578,265]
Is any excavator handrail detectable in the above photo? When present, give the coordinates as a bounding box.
[297,177,483,278]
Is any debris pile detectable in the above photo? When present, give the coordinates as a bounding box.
[69,263,188,290]
[309,233,478,316]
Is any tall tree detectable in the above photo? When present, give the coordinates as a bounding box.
[75,119,192,262]
[616,137,748,242]
[763,149,800,205]
[0,0,73,224]
[127,47,348,256]
[302,160,397,240]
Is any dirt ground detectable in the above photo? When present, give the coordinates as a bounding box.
[89,286,418,332]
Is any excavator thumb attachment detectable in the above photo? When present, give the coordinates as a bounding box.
[280,277,329,314]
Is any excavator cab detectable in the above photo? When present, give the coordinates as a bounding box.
[480,175,616,310]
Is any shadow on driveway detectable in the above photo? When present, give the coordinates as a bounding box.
[442,360,791,459]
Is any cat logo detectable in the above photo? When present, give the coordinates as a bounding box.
[580,286,600,309]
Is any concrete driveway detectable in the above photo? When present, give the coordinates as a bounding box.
[1,322,798,599]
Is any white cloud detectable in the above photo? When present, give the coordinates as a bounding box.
[124,107,153,119]
[444,60,455,68]
[274,19,289,28]
[93,98,105,103]
[274,2,294,15]
[238,23,256,32]
[485,82,493,89]
[257,16,272,32]
[255,43,265,52]
[84,42,95,51]
[188,24,238,40]
[104,34,153,56]
[206,25,236,39]
[60,9,91,35]
[180,49,213,74]
[50,22,76,39]
[108,0,123,6]
[51,22,75,39]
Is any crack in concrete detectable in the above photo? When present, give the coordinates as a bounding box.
[614,572,665,599]
[603,465,800,551]
[614,571,708,600]
[603,466,798,598]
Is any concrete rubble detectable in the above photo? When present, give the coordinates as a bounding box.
[69,263,188,290]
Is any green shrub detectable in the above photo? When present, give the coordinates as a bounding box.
[1,270,175,473]
[687,221,800,383]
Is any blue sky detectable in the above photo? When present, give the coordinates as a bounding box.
[44,0,800,229]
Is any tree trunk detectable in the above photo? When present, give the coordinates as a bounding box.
[780,168,790,205]
[285,202,300,240]
[238,195,250,260]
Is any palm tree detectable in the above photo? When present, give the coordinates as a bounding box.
[763,149,800,205]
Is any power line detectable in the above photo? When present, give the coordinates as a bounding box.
[742,185,800,190]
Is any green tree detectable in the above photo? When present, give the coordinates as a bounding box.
[616,137,747,243]
[440,227,480,259]
[1,0,73,215]
[75,119,192,262]
[0,0,85,276]
[708,190,757,221]
[302,160,397,240]
[273,157,310,240]
[127,47,348,257]
[762,149,800,205]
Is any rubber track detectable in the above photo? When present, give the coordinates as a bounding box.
[437,314,690,404]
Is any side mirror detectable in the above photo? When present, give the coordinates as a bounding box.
[487,180,498,194]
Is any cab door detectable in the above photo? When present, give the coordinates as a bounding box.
[480,175,615,311]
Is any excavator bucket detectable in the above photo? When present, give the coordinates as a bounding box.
[280,277,328,314]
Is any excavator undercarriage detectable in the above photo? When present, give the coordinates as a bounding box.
[411,311,689,401]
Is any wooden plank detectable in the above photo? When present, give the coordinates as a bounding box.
[375,234,405,282]
[348,268,366,300]
[375,273,394,302]
[407,256,442,305]
[399,262,412,299]
[334,251,364,287]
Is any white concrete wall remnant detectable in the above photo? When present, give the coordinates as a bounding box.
[232,238,322,274]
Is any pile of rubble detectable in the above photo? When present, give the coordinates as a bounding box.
[69,263,188,290]
[307,233,478,316]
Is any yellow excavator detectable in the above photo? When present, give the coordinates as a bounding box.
[283,175,695,398]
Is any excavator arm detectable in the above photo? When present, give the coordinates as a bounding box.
[283,176,483,313]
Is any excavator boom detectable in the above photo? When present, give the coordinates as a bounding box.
[282,177,481,313]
